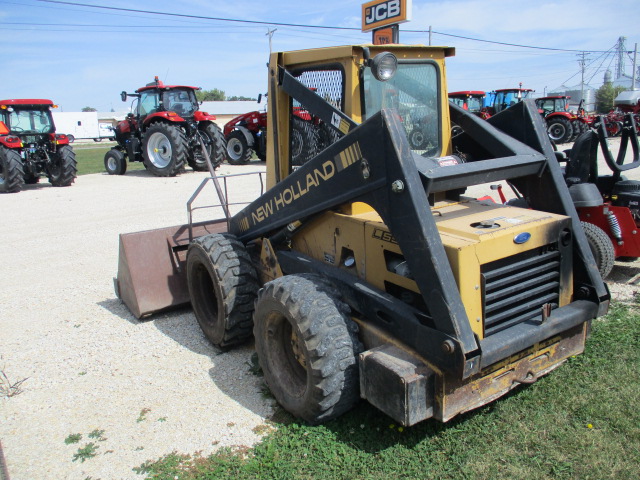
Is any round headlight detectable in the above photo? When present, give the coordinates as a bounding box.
[370,52,398,82]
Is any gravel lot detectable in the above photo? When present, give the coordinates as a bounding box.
[0,161,273,480]
[1,136,639,479]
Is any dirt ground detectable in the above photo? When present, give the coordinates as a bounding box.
[1,134,639,479]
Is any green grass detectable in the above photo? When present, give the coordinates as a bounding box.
[135,302,640,479]
[73,144,144,176]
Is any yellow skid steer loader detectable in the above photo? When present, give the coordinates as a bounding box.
[114,44,609,425]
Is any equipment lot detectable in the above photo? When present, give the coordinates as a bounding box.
[0,139,638,479]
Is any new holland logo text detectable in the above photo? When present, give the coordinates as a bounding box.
[248,160,336,225]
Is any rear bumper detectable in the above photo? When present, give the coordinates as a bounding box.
[477,299,599,369]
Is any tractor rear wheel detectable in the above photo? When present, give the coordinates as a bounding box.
[47,145,77,187]
[0,146,25,193]
[142,123,187,176]
[104,148,127,175]
[291,116,316,166]
[253,274,363,424]
[581,221,615,279]
[189,122,226,171]
[226,130,252,165]
[186,233,259,349]
[547,117,574,144]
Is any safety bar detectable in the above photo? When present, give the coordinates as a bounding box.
[187,171,265,242]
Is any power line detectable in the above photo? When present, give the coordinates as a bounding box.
[32,0,613,54]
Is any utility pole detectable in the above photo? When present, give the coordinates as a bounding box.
[577,52,588,103]
[428,25,432,46]
[616,36,627,80]
[266,28,277,54]
[633,43,638,90]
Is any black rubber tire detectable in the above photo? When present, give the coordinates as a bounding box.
[570,121,581,141]
[189,122,226,171]
[142,123,187,176]
[104,148,127,175]
[253,274,363,424]
[291,116,315,166]
[547,117,574,144]
[225,130,252,165]
[186,233,259,349]
[47,145,77,187]
[581,221,615,279]
[0,146,25,193]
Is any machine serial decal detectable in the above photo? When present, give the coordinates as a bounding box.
[372,228,398,244]
[331,112,351,134]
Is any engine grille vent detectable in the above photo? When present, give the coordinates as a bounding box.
[482,246,561,336]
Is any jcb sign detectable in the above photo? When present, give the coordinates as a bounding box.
[361,0,412,32]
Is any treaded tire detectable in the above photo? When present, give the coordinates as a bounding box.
[47,145,77,187]
[189,122,226,171]
[142,123,187,176]
[570,121,582,141]
[253,274,363,424]
[547,117,574,144]
[581,221,615,279]
[104,148,127,175]
[226,130,252,165]
[0,146,25,193]
[186,233,259,349]
[291,116,316,166]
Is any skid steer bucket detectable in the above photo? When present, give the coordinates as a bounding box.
[114,220,228,318]
[114,169,266,319]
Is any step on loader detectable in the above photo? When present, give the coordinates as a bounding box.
[114,44,609,426]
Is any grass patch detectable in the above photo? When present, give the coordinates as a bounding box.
[73,144,144,176]
[137,302,640,479]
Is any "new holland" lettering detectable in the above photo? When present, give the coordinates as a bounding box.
[251,160,335,224]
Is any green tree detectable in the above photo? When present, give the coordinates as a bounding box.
[227,95,257,101]
[81,106,97,112]
[595,83,626,113]
[195,89,226,102]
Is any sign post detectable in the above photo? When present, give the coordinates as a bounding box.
[361,0,412,45]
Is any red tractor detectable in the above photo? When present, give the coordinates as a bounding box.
[223,100,267,165]
[448,91,490,119]
[223,95,322,166]
[105,77,226,176]
[535,95,592,144]
[0,99,76,193]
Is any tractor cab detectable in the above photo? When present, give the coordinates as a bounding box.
[0,99,56,137]
[536,96,572,116]
[123,77,202,123]
[448,91,489,119]
[490,87,533,115]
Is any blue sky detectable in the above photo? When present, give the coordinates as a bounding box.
[1,0,638,112]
